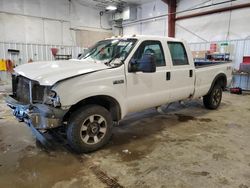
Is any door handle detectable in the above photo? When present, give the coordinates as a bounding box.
[189,70,193,77]
[166,72,171,80]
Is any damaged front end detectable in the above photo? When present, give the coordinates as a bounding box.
[6,75,68,130]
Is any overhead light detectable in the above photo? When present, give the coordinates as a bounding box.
[106,5,117,11]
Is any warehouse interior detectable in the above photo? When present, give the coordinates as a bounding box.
[0,0,250,187]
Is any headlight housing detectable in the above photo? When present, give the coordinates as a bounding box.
[48,90,57,98]
[45,90,61,107]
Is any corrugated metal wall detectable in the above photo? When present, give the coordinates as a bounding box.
[0,42,86,83]
[189,39,250,69]
[0,42,85,64]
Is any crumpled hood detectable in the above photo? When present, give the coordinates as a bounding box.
[14,60,108,85]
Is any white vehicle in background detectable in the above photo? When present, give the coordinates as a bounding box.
[6,35,232,153]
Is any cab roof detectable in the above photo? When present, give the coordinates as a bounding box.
[107,35,184,43]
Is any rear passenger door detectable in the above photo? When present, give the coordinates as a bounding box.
[167,42,195,101]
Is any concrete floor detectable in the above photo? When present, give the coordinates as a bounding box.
[0,92,250,188]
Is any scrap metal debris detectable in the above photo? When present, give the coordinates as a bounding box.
[122,149,131,154]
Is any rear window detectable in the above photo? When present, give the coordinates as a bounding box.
[168,42,189,66]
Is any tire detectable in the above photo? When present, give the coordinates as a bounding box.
[203,84,222,110]
[67,105,113,153]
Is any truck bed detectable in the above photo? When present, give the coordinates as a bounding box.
[194,60,232,68]
[193,61,232,98]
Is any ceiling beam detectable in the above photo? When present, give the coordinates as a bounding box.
[162,0,176,37]
[176,3,250,20]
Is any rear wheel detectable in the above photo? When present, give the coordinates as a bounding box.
[67,105,113,153]
[203,84,222,110]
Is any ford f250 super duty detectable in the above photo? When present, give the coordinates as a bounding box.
[6,35,232,153]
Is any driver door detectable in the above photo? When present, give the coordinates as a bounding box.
[125,40,171,113]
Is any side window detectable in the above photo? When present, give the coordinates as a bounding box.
[131,40,166,67]
[167,42,189,66]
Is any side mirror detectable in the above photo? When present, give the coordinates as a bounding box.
[138,54,156,73]
[128,59,138,72]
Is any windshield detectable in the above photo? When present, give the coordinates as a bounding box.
[79,39,137,66]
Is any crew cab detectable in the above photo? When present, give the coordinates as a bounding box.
[6,35,232,153]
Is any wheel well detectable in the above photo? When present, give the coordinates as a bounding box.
[209,73,227,94]
[63,95,121,122]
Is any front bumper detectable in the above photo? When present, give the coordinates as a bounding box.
[5,95,68,130]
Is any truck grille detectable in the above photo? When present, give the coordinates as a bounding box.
[12,75,48,104]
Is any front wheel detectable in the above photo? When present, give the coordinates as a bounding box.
[203,84,222,110]
[67,105,113,153]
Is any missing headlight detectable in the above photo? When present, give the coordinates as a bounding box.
[45,90,61,107]
[48,90,57,98]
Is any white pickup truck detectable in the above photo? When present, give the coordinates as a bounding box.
[6,35,232,153]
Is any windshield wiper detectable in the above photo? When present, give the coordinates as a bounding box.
[81,49,96,60]
[106,42,131,67]
[82,43,113,60]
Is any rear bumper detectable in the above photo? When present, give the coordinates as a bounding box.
[5,95,68,130]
